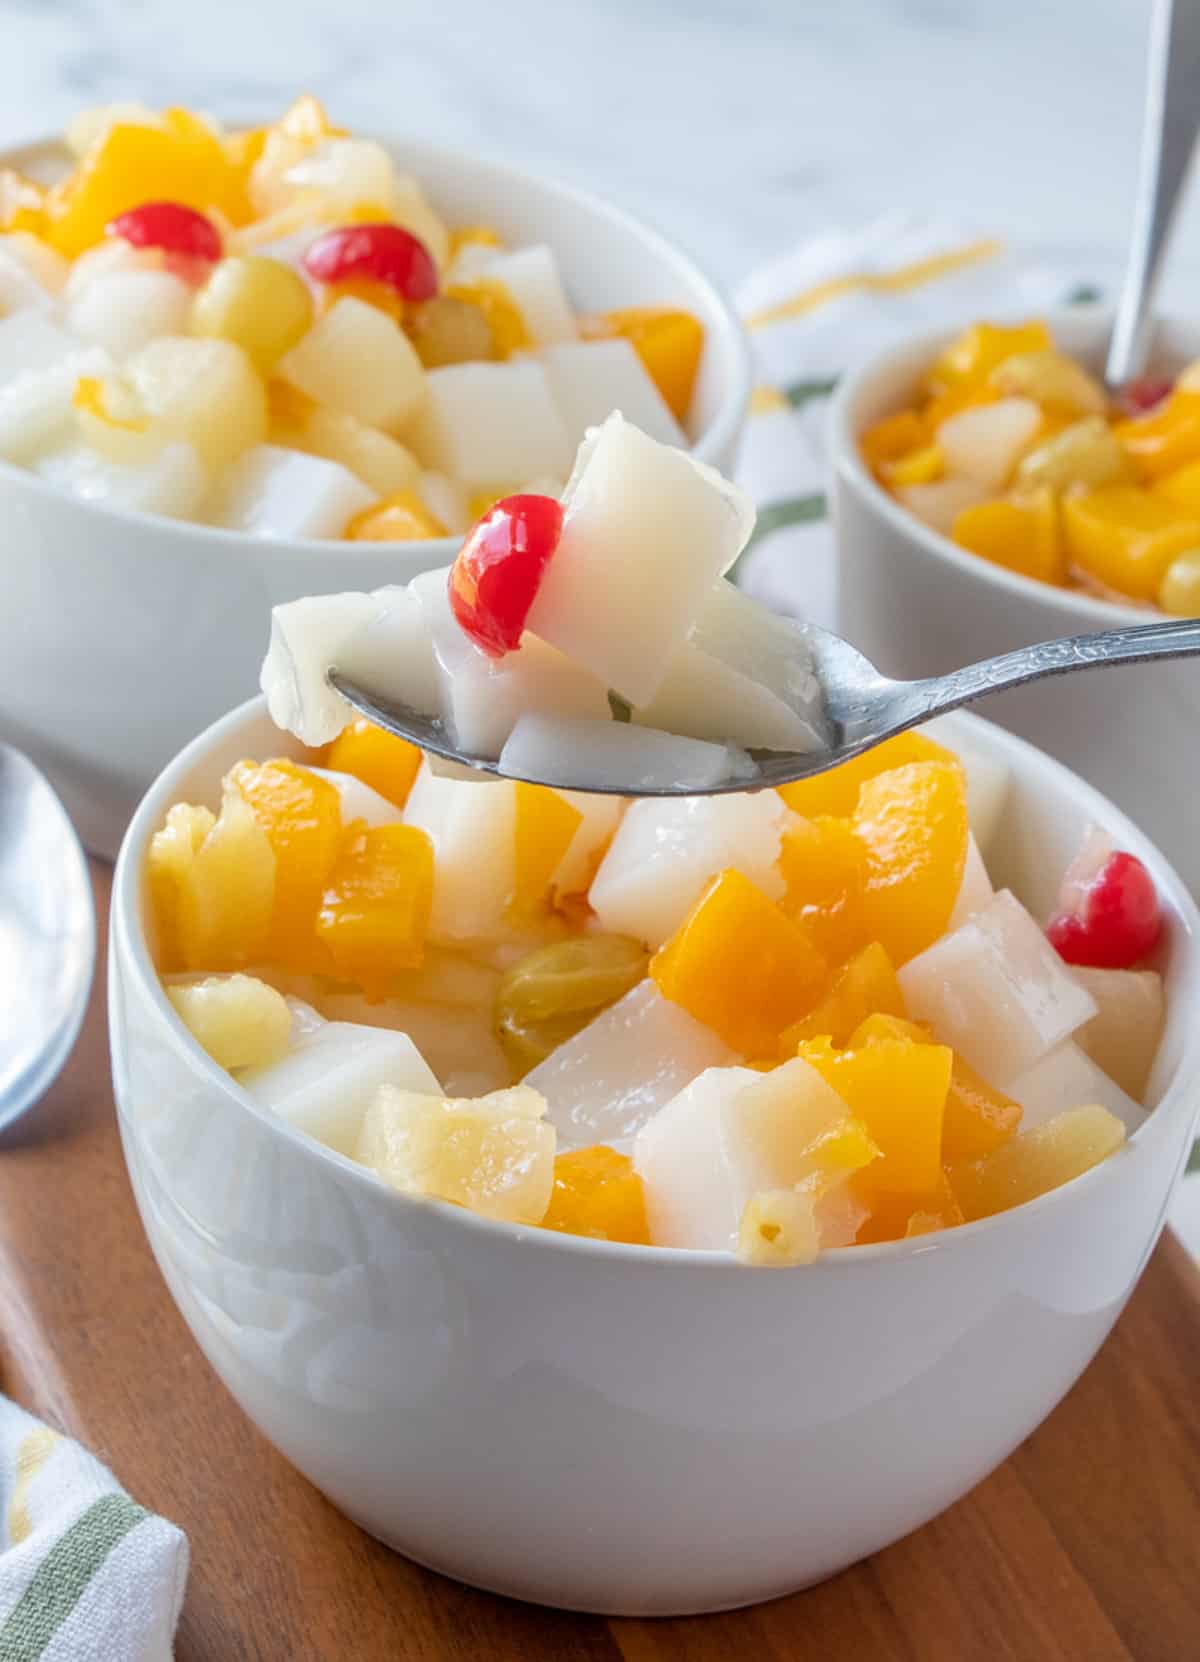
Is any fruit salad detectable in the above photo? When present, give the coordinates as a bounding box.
[863,317,1200,613]
[0,97,705,540]
[146,429,1166,1265]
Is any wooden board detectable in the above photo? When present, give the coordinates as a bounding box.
[2,862,1200,1661]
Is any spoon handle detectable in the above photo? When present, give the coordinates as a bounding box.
[891,615,1200,728]
[1106,0,1200,386]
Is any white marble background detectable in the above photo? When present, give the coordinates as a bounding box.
[0,0,1194,293]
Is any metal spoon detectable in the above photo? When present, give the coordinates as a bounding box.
[329,614,1200,797]
[0,744,95,1133]
[1105,0,1200,388]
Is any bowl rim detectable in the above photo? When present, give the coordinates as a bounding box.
[1,123,751,564]
[828,302,1197,628]
[112,693,1200,1273]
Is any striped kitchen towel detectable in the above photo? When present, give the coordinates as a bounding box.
[730,213,1104,624]
[731,213,1200,1249]
[0,1399,186,1661]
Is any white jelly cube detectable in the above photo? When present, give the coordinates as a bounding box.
[589,791,791,948]
[260,591,379,746]
[239,1021,440,1156]
[305,767,404,828]
[0,313,89,386]
[634,1058,856,1252]
[403,759,517,944]
[499,713,749,793]
[525,979,735,1149]
[1006,1040,1144,1134]
[34,439,206,519]
[407,360,572,489]
[549,791,625,898]
[634,640,820,752]
[336,583,442,719]
[936,397,1042,488]
[67,269,192,359]
[898,889,1098,1085]
[947,832,994,930]
[316,989,512,1098]
[482,245,576,344]
[409,567,610,757]
[214,444,374,539]
[897,477,987,534]
[279,296,426,432]
[1072,967,1165,1100]
[540,338,682,448]
[0,348,110,463]
[525,414,755,705]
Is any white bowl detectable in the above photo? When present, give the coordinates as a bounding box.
[0,130,750,858]
[831,307,1200,893]
[109,696,1200,1616]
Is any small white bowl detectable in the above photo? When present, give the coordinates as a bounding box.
[0,130,750,858]
[109,695,1200,1616]
[831,307,1200,893]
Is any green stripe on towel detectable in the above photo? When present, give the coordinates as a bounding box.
[729,492,828,583]
[783,374,840,408]
[1187,1139,1200,1177]
[0,1495,148,1662]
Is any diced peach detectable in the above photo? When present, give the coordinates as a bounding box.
[1061,486,1200,601]
[853,1171,965,1244]
[43,114,241,257]
[859,409,927,473]
[946,1104,1126,1221]
[229,759,343,972]
[777,814,870,966]
[780,941,905,1051]
[951,490,1066,586]
[881,444,943,488]
[510,782,584,926]
[851,761,969,965]
[650,868,828,1057]
[1155,456,1200,513]
[796,1034,951,1194]
[927,320,1052,394]
[579,307,704,423]
[1114,389,1200,482]
[776,730,957,820]
[541,1145,649,1244]
[850,1011,1022,1160]
[316,822,434,994]
[322,718,423,809]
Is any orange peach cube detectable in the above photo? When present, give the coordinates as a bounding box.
[851,760,969,965]
[316,822,434,994]
[541,1145,649,1244]
[322,719,423,810]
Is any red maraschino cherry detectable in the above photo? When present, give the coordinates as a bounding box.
[448,494,564,657]
[107,200,222,263]
[303,222,438,302]
[1046,849,1163,968]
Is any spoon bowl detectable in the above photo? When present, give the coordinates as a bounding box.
[0,744,95,1133]
[330,612,1200,796]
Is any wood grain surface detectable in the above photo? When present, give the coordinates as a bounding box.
[2,862,1199,1661]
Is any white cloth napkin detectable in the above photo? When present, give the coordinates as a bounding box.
[0,1397,187,1661]
[731,212,1198,1252]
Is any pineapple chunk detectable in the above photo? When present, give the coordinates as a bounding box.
[540,337,683,449]
[525,414,755,706]
[356,1083,555,1224]
[147,788,274,971]
[240,1020,441,1156]
[166,973,290,1070]
[127,335,267,471]
[278,296,426,433]
[737,1188,820,1267]
[214,444,374,539]
[946,1103,1126,1221]
[274,399,420,496]
[525,978,735,1149]
[402,760,517,944]
[67,270,192,359]
[1073,967,1164,1099]
[898,890,1097,1085]
[589,792,792,949]
[936,397,1042,488]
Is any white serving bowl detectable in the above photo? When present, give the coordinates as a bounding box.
[0,130,750,858]
[831,307,1200,894]
[109,695,1200,1616]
